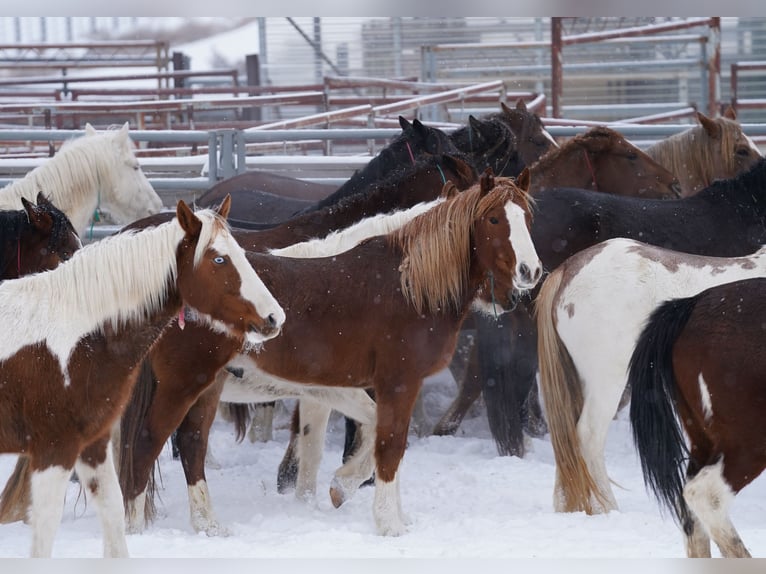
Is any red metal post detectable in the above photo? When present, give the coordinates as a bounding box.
[709,17,721,117]
[551,18,563,119]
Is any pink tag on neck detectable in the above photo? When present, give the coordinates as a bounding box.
[178,308,186,330]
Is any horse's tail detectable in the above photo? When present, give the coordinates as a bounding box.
[277,404,301,493]
[476,311,528,457]
[228,403,252,443]
[535,270,607,514]
[628,296,694,528]
[118,357,159,525]
[0,456,32,524]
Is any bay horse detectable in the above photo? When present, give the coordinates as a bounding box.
[628,277,766,558]
[0,122,163,237]
[0,196,284,557]
[427,124,683,454]
[535,207,766,518]
[645,107,762,197]
[116,173,541,537]
[195,116,459,226]
[0,193,80,280]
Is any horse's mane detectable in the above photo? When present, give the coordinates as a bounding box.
[312,151,472,213]
[646,117,747,188]
[529,126,620,173]
[0,129,123,214]
[0,209,226,341]
[393,177,530,314]
[697,155,766,201]
[271,196,447,259]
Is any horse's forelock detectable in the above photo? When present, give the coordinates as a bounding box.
[190,209,232,267]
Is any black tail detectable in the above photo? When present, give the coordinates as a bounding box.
[475,310,535,457]
[628,295,696,527]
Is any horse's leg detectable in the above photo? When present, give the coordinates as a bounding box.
[277,405,300,494]
[175,377,229,536]
[683,459,750,558]
[28,456,76,557]
[248,401,276,443]
[433,331,482,436]
[372,376,422,536]
[293,399,331,502]
[76,436,129,558]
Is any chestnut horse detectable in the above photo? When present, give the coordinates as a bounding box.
[534,163,766,516]
[0,193,80,280]
[629,277,766,558]
[116,173,541,537]
[0,197,284,557]
[0,122,163,237]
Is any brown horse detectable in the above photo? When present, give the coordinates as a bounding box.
[0,197,284,557]
[0,193,80,280]
[114,172,541,537]
[645,107,762,197]
[629,277,766,558]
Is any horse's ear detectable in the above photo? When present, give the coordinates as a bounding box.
[468,115,486,142]
[176,200,203,238]
[119,121,130,136]
[515,98,528,112]
[440,181,459,199]
[479,167,495,195]
[398,116,412,132]
[21,196,52,231]
[35,191,52,206]
[216,194,232,220]
[84,123,98,136]
[442,154,477,186]
[500,101,512,115]
[723,105,737,120]
[696,111,721,139]
[515,167,531,192]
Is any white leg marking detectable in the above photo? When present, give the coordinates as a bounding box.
[29,465,71,557]
[188,480,229,536]
[126,490,147,534]
[74,446,129,557]
[373,471,408,536]
[697,373,713,422]
[683,459,750,558]
[295,400,330,502]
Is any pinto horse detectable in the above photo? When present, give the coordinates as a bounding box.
[0,193,80,280]
[195,116,459,226]
[0,122,163,237]
[645,107,762,197]
[115,173,541,537]
[535,215,766,518]
[629,277,766,558]
[0,197,284,557]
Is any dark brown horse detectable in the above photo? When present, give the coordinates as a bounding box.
[629,277,766,558]
[0,193,80,280]
[114,173,540,537]
[0,197,283,557]
[195,116,460,227]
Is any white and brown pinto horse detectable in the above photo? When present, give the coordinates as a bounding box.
[0,197,284,557]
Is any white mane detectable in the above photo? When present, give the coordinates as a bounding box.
[270,197,446,259]
[0,209,223,382]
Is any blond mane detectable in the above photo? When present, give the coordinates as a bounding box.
[392,177,530,314]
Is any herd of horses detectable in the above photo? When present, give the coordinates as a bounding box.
[0,98,764,558]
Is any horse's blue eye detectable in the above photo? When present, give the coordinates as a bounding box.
[213,256,226,264]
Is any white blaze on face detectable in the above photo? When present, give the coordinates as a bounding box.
[504,201,541,290]
[211,234,285,344]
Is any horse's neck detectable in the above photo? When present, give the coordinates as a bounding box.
[647,135,710,197]
[528,148,590,191]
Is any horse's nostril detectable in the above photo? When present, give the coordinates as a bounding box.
[519,263,530,280]
[267,313,278,328]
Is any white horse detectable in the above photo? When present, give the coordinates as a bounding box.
[0,122,164,236]
[535,237,766,515]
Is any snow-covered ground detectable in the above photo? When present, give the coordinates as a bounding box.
[1,369,765,560]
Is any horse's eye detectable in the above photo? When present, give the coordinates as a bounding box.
[736,148,751,157]
[489,216,499,224]
[213,256,226,264]
[626,152,638,160]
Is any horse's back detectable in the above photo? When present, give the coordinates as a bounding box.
[198,171,338,205]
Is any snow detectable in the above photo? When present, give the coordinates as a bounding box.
[1,369,765,560]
